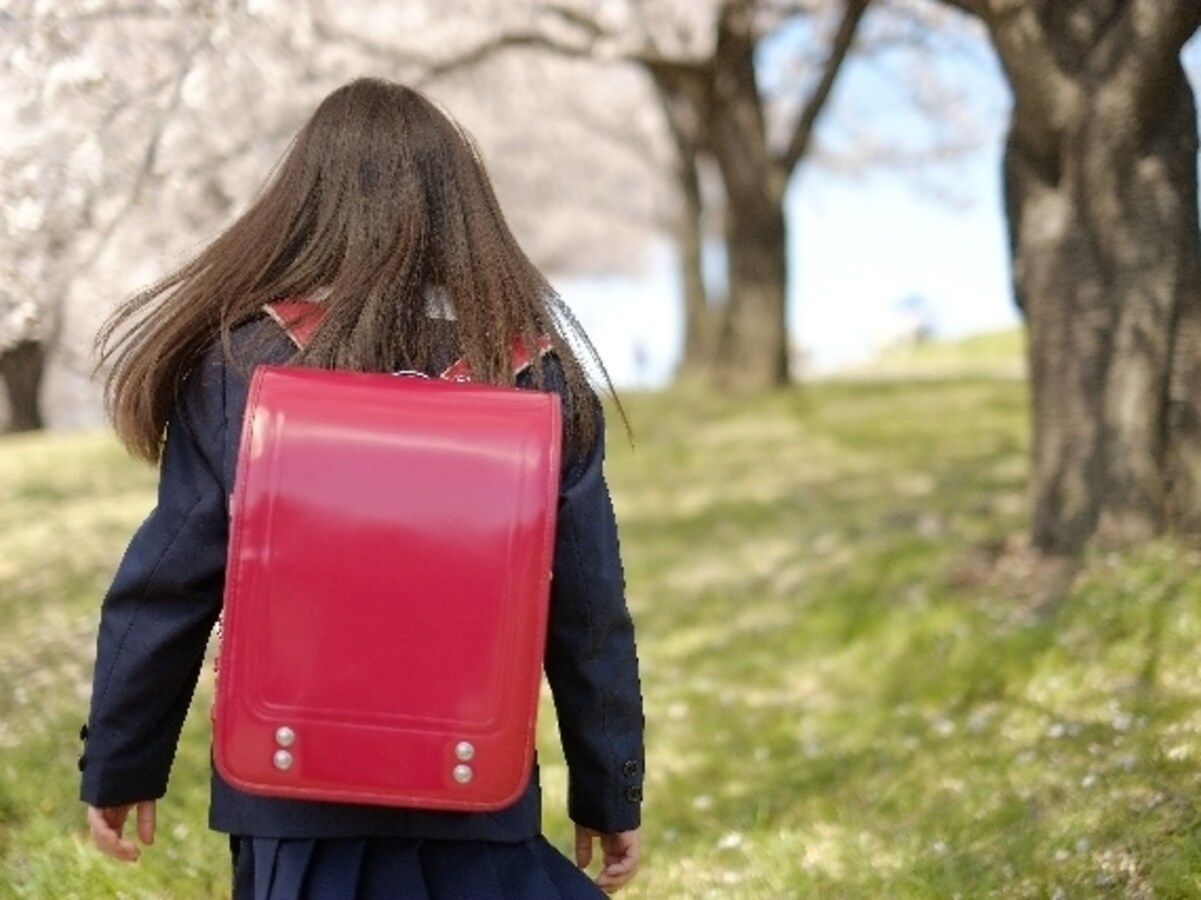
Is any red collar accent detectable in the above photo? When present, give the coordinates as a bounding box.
[263,299,323,349]
[264,300,553,380]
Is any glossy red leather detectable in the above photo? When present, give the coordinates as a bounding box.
[214,366,562,810]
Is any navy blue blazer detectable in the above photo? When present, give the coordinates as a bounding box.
[79,319,644,841]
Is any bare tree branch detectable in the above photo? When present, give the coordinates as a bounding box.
[55,7,182,25]
[1130,0,1201,89]
[543,3,607,39]
[309,14,427,69]
[311,6,602,88]
[635,54,710,87]
[98,68,189,133]
[70,31,212,297]
[934,0,987,19]
[777,0,869,174]
[415,31,597,86]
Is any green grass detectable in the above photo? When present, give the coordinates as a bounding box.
[4,373,1201,898]
[846,328,1028,380]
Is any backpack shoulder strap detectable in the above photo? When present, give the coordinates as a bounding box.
[439,337,555,382]
[263,299,552,379]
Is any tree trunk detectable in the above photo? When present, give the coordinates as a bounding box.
[714,183,789,390]
[650,69,723,383]
[0,340,46,433]
[639,0,865,391]
[709,0,789,390]
[995,7,1201,553]
[673,171,722,383]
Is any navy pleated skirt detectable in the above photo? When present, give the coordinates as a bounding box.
[230,834,606,899]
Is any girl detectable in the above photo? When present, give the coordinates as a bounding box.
[80,77,644,898]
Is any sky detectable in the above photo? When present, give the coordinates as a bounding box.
[559,150,1014,389]
[789,145,1014,372]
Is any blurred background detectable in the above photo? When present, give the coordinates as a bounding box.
[5,0,1152,423]
[6,1,1201,897]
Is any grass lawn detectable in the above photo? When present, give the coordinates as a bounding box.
[3,370,1201,898]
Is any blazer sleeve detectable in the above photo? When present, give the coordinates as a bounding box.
[542,384,645,834]
[79,351,229,807]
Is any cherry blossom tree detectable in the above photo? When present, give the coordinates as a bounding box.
[1,0,975,427]
[0,0,661,428]
[0,1,326,429]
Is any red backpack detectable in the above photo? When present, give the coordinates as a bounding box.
[213,301,562,811]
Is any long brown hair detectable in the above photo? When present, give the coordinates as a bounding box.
[97,77,620,463]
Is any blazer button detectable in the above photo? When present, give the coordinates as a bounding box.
[77,754,87,772]
[625,786,642,803]
[621,760,639,778]
[79,724,89,741]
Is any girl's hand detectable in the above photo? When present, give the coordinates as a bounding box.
[86,800,156,862]
[575,825,641,893]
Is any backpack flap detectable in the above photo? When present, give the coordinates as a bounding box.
[215,366,562,810]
